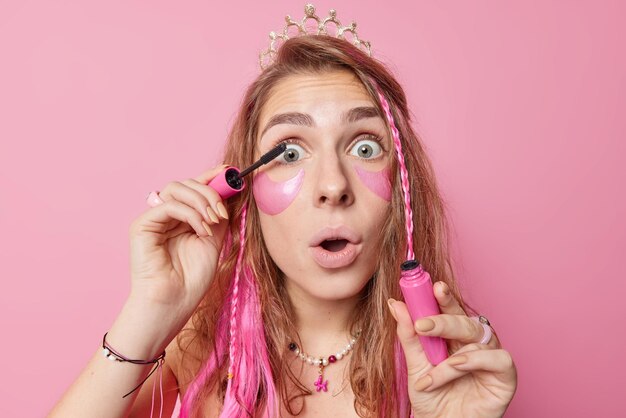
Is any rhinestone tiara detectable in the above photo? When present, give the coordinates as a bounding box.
[259,3,372,70]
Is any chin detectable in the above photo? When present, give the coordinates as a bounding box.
[293,267,374,301]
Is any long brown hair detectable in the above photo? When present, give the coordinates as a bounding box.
[178,35,474,417]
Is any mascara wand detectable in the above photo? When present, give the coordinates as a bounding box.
[238,142,287,178]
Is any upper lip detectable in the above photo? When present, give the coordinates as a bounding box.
[309,225,362,247]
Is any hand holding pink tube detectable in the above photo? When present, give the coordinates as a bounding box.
[399,259,449,365]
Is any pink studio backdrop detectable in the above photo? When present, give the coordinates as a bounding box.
[1,1,624,416]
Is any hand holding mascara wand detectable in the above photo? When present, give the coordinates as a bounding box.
[207,143,287,199]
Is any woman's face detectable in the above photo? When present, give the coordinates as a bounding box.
[253,70,392,302]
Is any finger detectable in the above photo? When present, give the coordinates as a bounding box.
[412,352,472,392]
[413,343,490,392]
[194,165,232,220]
[448,348,516,379]
[179,179,225,223]
[134,200,213,239]
[414,314,487,346]
[430,283,501,348]
[158,181,218,225]
[433,281,467,316]
[420,347,516,392]
[193,164,229,185]
[387,299,432,378]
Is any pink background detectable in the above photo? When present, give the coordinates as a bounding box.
[1,1,624,416]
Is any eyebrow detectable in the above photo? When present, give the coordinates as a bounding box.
[259,106,382,139]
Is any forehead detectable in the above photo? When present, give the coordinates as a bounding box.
[257,71,376,137]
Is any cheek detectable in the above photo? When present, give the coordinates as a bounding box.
[252,168,305,215]
[353,165,392,201]
[258,211,307,278]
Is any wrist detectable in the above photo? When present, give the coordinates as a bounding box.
[106,297,188,360]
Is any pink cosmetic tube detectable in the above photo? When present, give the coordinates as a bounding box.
[399,260,448,365]
[207,166,245,199]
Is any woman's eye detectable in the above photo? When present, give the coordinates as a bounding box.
[350,139,382,159]
[278,143,305,163]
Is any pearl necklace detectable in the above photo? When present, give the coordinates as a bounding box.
[288,330,362,393]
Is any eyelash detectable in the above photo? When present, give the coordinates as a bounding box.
[270,134,386,165]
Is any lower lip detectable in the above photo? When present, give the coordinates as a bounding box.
[309,243,361,269]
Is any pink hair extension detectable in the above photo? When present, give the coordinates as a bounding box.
[179,299,230,416]
[394,339,411,418]
[373,85,415,261]
[180,202,278,417]
[372,83,415,417]
[150,359,164,418]
[226,203,247,388]
[180,229,236,417]
[218,229,234,263]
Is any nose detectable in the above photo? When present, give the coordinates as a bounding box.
[312,155,354,208]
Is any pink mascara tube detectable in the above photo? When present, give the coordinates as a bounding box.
[207,143,287,199]
[207,166,245,199]
[399,259,448,365]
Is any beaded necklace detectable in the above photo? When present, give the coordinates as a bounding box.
[288,330,362,392]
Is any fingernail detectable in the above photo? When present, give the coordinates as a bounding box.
[441,282,451,295]
[414,375,433,391]
[415,318,435,332]
[216,201,229,219]
[387,298,398,321]
[447,355,467,366]
[206,207,219,223]
[202,221,213,236]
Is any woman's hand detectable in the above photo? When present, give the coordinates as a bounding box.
[128,164,231,321]
[388,282,517,418]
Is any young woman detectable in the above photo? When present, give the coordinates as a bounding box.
[51,7,517,418]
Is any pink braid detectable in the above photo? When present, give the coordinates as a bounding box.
[221,201,278,417]
[373,83,415,418]
[226,203,248,381]
[374,86,415,261]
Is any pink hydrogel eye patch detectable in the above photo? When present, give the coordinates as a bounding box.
[253,169,305,215]
[354,165,392,201]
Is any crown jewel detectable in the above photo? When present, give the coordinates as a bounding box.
[259,3,372,69]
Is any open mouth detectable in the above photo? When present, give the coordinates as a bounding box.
[309,226,362,269]
[319,239,349,252]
